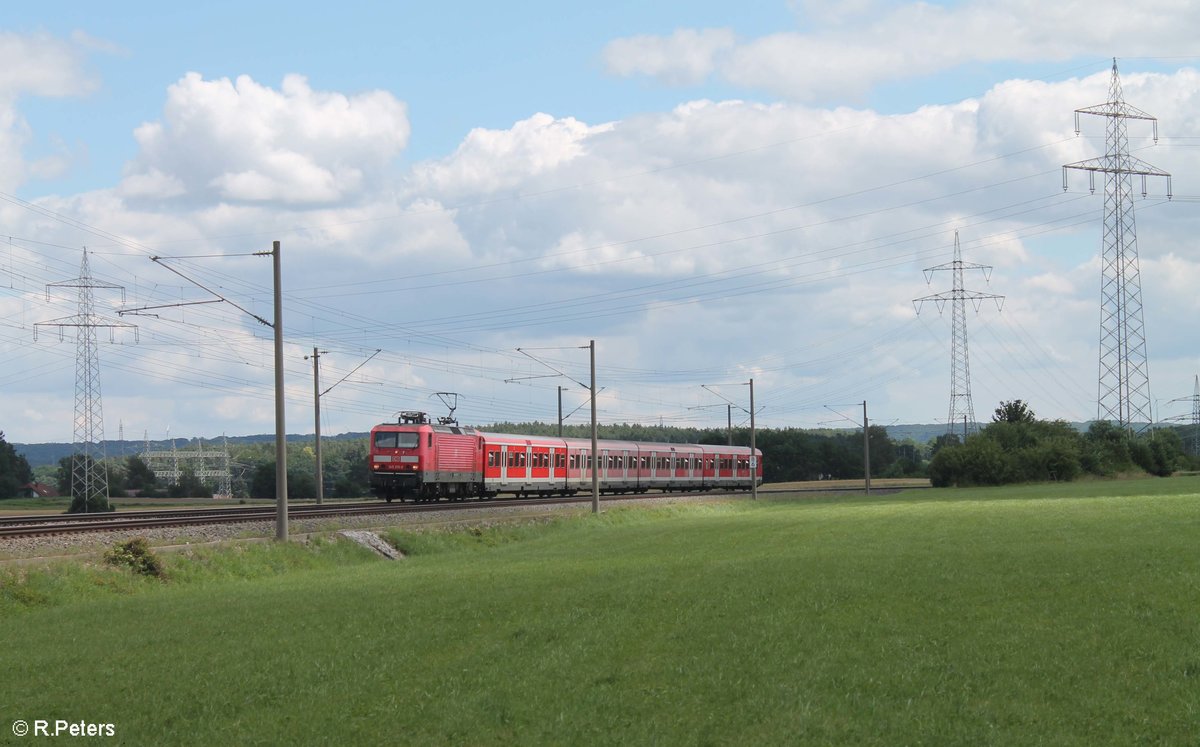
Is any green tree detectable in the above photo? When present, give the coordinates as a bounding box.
[249,462,275,501]
[1133,429,1183,477]
[248,462,318,501]
[993,400,1037,424]
[0,431,33,499]
[123,454,159,492]
[55,456,73,497]
[55,455,116,512]
[168,466,211,498]
[930,407,1086,487]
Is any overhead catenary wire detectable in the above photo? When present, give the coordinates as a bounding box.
[1,82,1185,435]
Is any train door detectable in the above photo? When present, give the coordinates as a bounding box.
[485,445,503,482]
[504,444,529,484]
[548,446,560,487]
[557,447,568,489]
[531,444,549,484]
[575,448,591,484]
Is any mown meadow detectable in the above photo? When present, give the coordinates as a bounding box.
[2,478,1198,745]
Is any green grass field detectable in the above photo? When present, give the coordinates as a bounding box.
[2,478,1199,745]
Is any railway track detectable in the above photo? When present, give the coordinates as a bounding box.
[0,484,926,539]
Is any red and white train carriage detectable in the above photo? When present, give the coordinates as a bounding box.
[369,412,762,502]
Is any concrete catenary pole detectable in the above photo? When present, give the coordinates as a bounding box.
[749,378,757,501]
[590,340,599,514]
[312,347,324,505]
[273,241,288,540]
[863,400,871,496]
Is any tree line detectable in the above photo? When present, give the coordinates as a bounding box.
[3,408,1194,505]
[928,400,1194,487]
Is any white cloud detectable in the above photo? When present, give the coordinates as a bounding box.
[124,72,411,206]
[413,113,611,197]
[604,0,1200,102]
[6,42,1200,442]
[0,31,103,193]
[602,28,737,86]
[0,31,99,100]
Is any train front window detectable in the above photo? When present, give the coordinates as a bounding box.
[374,432,420,449]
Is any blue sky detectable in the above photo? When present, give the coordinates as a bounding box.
[1,1,1198,443]
[14,2,1165,196]
[12,1,795,196]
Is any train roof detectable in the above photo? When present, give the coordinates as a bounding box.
[373,421,479,436]
[370,424,760,454]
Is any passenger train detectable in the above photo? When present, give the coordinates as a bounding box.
[369,411,763,502]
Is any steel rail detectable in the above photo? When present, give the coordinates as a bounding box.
[0,484,928,539]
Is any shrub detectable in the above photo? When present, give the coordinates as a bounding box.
[103,537,166,578]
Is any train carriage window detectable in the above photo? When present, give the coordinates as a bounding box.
[556,453,566,468]
[373,432,419,449]
[428,434,433,448]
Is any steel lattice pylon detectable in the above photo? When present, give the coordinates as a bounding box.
[1163,375,1200,456]
[1063,59,1172,432]
[914,231,1004,440]
[1193,376,1200,455]
[35,250,136,512]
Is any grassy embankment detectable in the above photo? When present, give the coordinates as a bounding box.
[2,477,1198,744]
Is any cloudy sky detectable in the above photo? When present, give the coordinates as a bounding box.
[1,1,1198,444]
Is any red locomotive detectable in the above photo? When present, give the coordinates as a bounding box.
[369,411,763,502]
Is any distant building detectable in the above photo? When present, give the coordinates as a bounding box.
[18,482,58,498]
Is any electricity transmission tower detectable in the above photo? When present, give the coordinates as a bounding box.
[914,231,1004,440]
[141,436,233,499]
[1063,59,1171,432]
[1163,375,1200,456]
[35,249,137,512]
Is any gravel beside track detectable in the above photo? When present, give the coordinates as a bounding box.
[0,492,738,562]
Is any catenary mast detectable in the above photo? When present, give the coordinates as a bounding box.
[1063,59,1171,432]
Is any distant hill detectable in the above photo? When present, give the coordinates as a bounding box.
[888,422,1092,444]
[14,432,369,467]
[14,421,1105,466]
